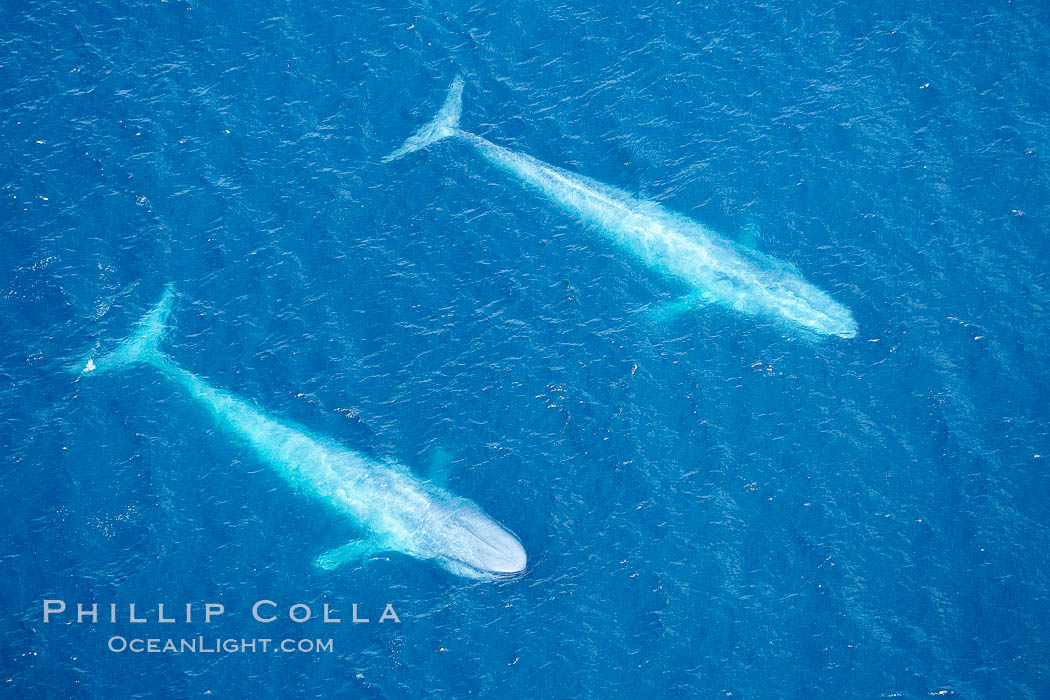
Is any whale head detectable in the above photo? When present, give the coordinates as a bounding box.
[803,296,859,339]
[782,301,858,340]
[824,310,859,339]
[761,271,858,339]
[432,507,527,579]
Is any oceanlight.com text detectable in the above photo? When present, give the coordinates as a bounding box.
[107,636,334,654]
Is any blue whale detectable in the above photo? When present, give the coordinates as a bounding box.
[385,76,857,339]
[82,287,527,580]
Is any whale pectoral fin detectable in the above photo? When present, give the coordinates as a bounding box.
[738,222,761,249]
[426,446,454,488]
[313,539,383,571]
[645,293,712,323]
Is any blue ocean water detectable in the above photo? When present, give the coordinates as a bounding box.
[2,0,1049,695]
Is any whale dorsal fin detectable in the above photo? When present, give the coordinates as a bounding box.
[313,538,385,571]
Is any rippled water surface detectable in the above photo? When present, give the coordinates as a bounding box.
[2,0,1049,696]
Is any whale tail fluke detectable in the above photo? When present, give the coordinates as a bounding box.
[79,285,176,375]
[382,75,464,162]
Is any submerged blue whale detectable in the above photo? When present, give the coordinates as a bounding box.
[385,76,857,339]
[83,287,526,580]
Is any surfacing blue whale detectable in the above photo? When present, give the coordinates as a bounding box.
[81,287,527,580]
[385,76,858,339]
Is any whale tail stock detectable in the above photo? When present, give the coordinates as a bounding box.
[382,75,464,162]
[77,285,176,375]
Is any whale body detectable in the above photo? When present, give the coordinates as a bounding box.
[385,76,857,339]
[84,287,527,580]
